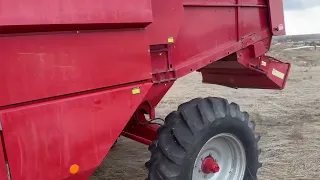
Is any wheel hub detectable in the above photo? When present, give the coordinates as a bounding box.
[201,157,220,174]
[192,133,246,180]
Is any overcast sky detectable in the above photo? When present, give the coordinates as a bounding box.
[284,0,320,35]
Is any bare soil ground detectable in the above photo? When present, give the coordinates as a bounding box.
[91,44,320,180]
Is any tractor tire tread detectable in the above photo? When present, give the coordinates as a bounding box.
[146,97,261,180]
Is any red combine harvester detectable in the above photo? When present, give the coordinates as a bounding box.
[0,0,290,179]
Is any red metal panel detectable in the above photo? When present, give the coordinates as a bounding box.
[239,0,266,5]
[202,57,290,89]
[147,0,183,45]
[142,82,174,108]
[183,0,266,7]
[265,56,291,89]
[0,82,152,180]
[174,30,271,78]
[201,44,290,89]
[0,134,8,180]
[268,0,286,35]
[171,5,238,68]
[0,0,152,26]
[0,2,289,180]
[150,45,170,72]
[238,7,269,37]
[0,31,152,107]
[252,41,268,58]
[183,0,237,5]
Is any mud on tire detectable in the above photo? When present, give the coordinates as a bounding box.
[146,97,261,180]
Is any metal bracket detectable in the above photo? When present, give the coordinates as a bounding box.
[152,69,177,84]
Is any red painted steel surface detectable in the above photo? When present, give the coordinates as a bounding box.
[0,83,152,180]
[201,37,290,89]
[146,0,183,45]
[170,1,273,77]
[0,0,287,107]
[0,134,8,180]
[0,0,152,26]
[0,0,288,179]
[0,31,151,107]
[202,54,291,89]
[268,0,286,35]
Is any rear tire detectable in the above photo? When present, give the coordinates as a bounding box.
[146,97,261,180]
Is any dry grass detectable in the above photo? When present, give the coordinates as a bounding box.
[289,126,304,140]
[91,44,320,180]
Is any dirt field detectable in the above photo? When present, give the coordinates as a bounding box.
[91,44,320,180]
